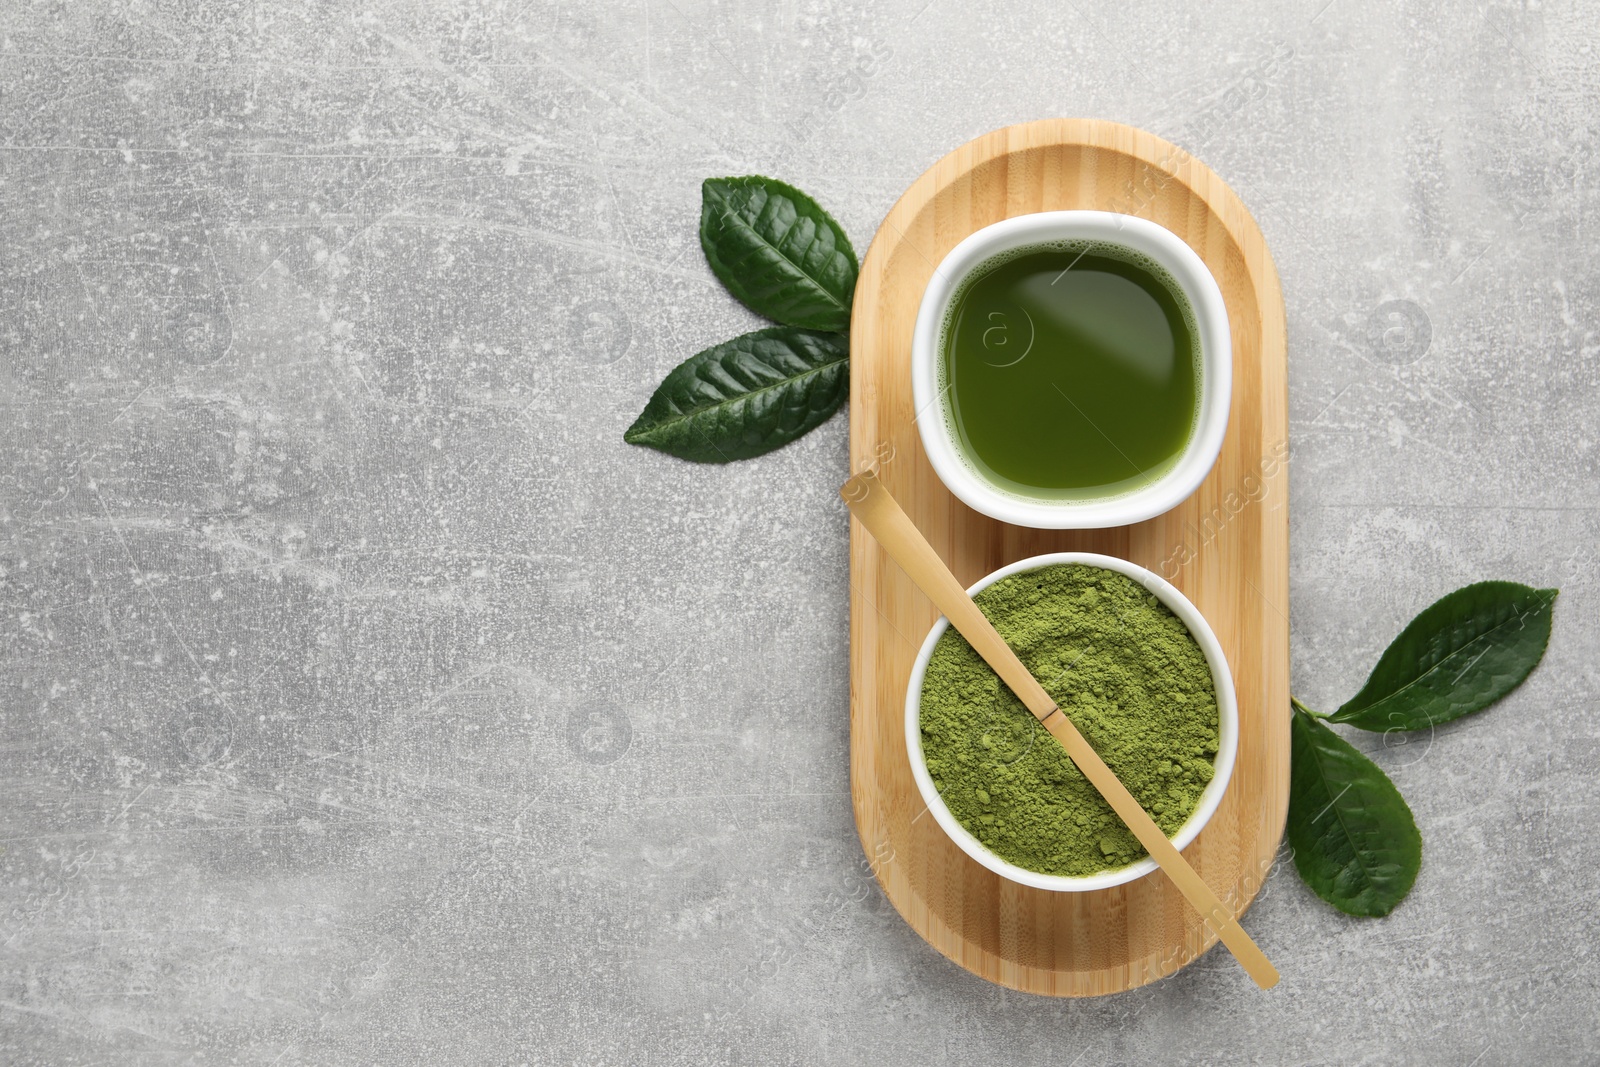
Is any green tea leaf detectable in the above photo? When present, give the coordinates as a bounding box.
[623,327,848,463]
[1330,582,1557,732]
[1287,707,1421,916]
[700,176,858,331]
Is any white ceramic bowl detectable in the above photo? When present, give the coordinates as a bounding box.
[904,552,1238,893]
[911,211,1231,529]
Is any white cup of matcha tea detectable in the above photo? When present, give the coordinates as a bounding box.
[910,211,1232,529]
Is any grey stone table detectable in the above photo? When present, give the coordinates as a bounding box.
[2,1,1596,1063]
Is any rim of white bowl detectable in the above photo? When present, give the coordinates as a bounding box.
[911,211,1232,530]
[903,552,1239,893]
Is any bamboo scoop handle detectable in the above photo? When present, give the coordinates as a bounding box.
[841,470,1279,990]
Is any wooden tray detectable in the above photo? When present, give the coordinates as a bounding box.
[846,119,1289,996]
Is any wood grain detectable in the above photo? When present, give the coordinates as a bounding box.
[846,118,1289,996]
[840,470,1279,989]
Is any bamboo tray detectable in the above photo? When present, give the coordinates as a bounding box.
[846,118,1289,995]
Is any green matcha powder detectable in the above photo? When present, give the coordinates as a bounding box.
[919,563,1220,877]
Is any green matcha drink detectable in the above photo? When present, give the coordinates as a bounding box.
[918,563,1220,877]
[938,243,1200,500]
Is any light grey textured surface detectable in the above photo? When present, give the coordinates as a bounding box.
[2,1,1597,1063]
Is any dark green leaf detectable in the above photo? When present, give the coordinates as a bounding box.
[1287,707,1421,916]
[1330,582,1557,732]
[700,176,858,331]
[623,327,848,463]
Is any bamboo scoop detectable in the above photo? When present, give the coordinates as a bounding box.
[841,469,1279,990]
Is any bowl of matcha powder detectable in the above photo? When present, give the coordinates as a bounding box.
[905,553,1238,892]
